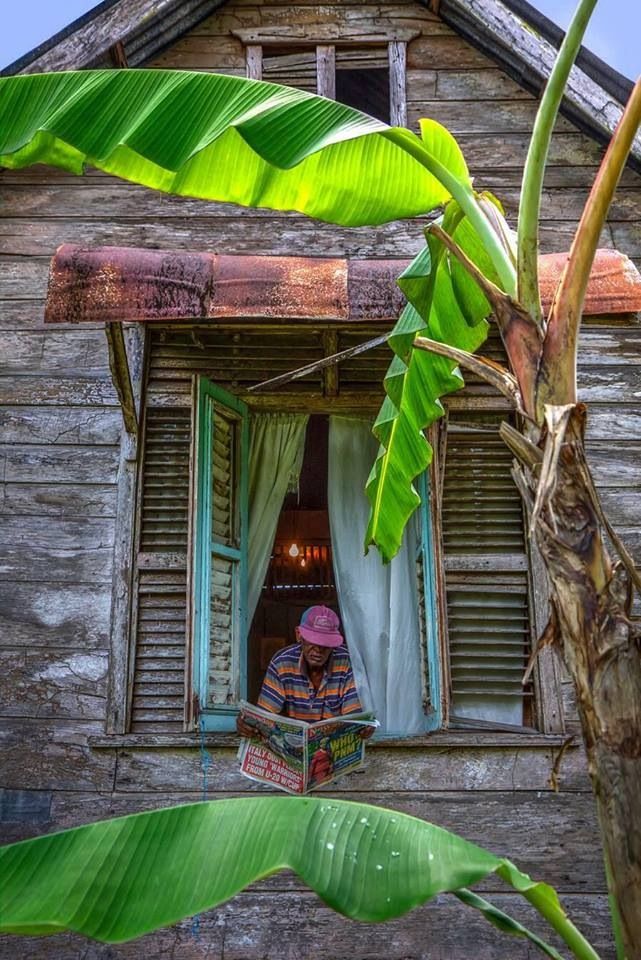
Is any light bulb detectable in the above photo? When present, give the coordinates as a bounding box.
[288,543,300,558]
[300,558,307,568]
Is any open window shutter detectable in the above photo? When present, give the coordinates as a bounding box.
[189,376,249,731]
[130,406,191,732]
[441,412,533,727]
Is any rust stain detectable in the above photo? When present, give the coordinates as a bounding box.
[45,245,216,324]
[44,244,641,325]
[348,260,407,320]
[212,255,349,320]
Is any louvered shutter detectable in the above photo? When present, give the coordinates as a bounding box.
[442,412,532,727]
[130,407,191,732]
[190,376,249,731]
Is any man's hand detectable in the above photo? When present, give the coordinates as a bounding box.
[236,714,257,738]
[358,725,375,740]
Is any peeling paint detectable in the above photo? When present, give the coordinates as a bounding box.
[36,654,108,683]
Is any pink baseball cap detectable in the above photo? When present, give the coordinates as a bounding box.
[298,605,343,648]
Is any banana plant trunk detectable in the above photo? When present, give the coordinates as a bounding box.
[523,406,641,956]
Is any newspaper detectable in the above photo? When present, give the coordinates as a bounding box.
[237,700,378,794]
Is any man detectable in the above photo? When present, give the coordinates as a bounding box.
[236,605,365,735]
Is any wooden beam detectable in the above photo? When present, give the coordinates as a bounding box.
[18,0,157,72]
[444,554,529,572]
[105,322,138,435]
[105,325,146,734]
[316,45,336,99]
[245,44,262,80]
[323,330,339,397]
[388,41,407,127]
[106,431,138,733]
[233,27,421,46]
[146,393,384,415]
[248,332,389,393]
[108,41,128,68]
[242,393,384,414]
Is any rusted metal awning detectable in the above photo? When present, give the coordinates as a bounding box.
[44,243,641,436]
[44,246,407,325]
[538,249,641,315]
[44,244,641,325]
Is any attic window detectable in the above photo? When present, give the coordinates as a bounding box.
[335,49,391,124]
[236,32,411,127]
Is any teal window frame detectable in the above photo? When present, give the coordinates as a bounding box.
[191,376,249,732]
[418,470,442,733]
[190,378,441,735]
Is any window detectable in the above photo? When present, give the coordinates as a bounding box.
[438,411,534,729]
[188,397,438,734]
[126,325,553,737]
[188,378,249,731]
[235,28,414,126]
[335,48,391,123]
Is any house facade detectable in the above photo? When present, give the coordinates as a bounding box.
[2,0,641,956]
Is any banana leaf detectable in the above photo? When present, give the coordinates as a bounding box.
[0,70,515,561]
[365,198,509,560]
[0,797,597,958]
[0,69,469,227]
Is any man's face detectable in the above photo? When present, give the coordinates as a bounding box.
[297,629,332,669]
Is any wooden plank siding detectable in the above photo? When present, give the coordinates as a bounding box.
[1,1,639,957]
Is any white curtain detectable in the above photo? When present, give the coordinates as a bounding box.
[247,413,309,621]
[328,416,425,735]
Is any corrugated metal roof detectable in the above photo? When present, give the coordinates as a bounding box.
[44,244,641,325]
[539,249,641,315]
[44,245,406,324]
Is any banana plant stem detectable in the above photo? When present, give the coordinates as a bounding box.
[517,0,598,326]
[523,885,602,960]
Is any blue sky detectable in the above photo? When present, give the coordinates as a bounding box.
[1,0,639,79]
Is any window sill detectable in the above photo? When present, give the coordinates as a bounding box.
[89,731,575,750]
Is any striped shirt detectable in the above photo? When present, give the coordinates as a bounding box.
[257,643,362,722]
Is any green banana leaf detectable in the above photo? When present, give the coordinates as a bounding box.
[0,797,596,958]
[0,69,469,227]
[365,199,508,560]
[0,69,514,561]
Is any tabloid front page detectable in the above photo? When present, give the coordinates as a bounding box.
[237,700,378,794]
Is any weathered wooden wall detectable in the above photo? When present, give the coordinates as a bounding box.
[0,740,617,958]
[2,1,640,956]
